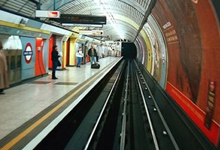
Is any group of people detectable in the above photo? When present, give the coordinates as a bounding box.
[75,44,99,67]
[0,42,101,94]
[51,44,99,80]
[0,42,101,95]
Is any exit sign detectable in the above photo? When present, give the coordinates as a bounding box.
[35,10,60,18]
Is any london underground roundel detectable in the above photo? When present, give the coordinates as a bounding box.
[24,43,33,64]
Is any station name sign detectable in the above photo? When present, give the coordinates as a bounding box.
[54,14,106,25]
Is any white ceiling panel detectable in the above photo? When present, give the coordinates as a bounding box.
[0,0,156,42]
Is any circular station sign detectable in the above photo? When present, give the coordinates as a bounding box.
[23,43,33,64]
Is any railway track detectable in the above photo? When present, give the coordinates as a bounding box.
[34,59,179,150]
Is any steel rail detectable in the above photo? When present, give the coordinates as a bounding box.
[134,61,180,150]
[84,67,122,150]
[120,62,130,150]
[136,71,160,150]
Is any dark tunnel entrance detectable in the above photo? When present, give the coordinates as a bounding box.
[121,43,137,59]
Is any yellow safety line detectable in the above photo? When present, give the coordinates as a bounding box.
[0,65,112,150]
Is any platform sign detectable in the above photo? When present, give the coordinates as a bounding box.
[24,43,33,64]
[79,30,104,35]
[36,10,60,18]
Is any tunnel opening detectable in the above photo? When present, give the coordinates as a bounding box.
[121,43,137,59]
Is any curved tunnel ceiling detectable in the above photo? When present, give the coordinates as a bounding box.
[0,0,156,42]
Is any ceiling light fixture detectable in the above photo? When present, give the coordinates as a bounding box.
[62,23,103,27]
[94,0,124,39]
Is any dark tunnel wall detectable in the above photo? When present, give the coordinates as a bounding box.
[211,0,220,22]
[152,0,220,146]
[121,43,137,59]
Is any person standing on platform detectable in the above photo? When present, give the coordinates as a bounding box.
[96,46,100,62]
[76,46,84,67]
[88,45,97,64]
[51,45,60,79]
[0,41,9,94]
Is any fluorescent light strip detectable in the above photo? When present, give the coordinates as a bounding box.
[62,23,103,27]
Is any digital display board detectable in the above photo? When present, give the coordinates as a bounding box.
[54,14,106,25]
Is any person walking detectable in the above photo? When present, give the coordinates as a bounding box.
[76,46,84,67]
[88,45,97,64]
[0,41,9,94]
[51,45,60,79]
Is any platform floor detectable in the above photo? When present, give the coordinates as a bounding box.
[0,57,120,141]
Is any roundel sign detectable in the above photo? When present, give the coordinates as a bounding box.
[23,43,33,64]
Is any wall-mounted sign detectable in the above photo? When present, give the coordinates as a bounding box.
[36,10,60,18]
[24,43,33,63]
[79,30,104,35]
